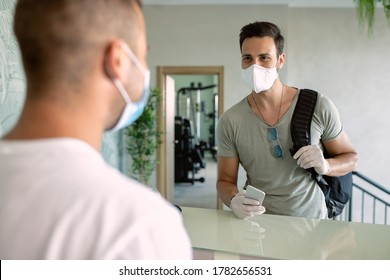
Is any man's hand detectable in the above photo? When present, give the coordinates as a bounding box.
[293,144,330,175]
[230,192,266,219]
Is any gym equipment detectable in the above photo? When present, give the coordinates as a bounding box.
[174,82,217,184]
[174,116,205,184]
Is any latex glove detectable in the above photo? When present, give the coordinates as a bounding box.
[293,144,330,175]
[230,192,266,219]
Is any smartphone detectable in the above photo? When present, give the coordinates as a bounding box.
[245,185,266,206]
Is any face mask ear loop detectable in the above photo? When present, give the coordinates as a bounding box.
[116,44,148,105]
[121,44,146,75]
[112,78,132,104]
[104,52,133,105]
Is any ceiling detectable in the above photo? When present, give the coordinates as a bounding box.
[143,0,357,8]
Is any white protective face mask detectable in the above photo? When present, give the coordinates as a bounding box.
[107,44,150,133]
[241,64,278,93]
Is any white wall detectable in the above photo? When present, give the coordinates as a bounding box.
[144,5,390,188]
[287,7,390,188]
[144,5,289,109]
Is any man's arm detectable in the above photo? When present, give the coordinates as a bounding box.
[322,130,358,176]
[217,155,266,219]
[216,156,240,207]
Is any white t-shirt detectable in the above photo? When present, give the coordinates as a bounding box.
[0,138,192,259]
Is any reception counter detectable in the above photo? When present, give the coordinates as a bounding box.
[181,207,390,260]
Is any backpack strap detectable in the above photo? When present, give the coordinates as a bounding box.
[290,89,317,155]
[290,89,329,190]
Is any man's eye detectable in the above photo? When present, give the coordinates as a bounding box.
[242,57,251,62]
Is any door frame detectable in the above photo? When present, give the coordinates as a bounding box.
[156,66,224,209]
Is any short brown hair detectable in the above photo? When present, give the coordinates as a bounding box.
[13,0,142,93]
[239,21,284,56]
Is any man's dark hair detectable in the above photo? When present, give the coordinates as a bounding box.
[239,21,284,56]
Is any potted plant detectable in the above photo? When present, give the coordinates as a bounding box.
[125,88,163,186]
[355,0,390,33]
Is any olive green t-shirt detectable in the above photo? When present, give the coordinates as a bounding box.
[217,90,342,219]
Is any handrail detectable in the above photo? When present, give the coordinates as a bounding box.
[345,171,390,225]
[352,171,390,195]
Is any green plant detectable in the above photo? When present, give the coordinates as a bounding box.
[125,88,163,185]
[355,0,390,34]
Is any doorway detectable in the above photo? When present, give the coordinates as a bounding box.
[156,66,224,209]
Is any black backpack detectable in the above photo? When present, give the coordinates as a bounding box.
[290,89,352,219]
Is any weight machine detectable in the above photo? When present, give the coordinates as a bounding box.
[174,82,217,184]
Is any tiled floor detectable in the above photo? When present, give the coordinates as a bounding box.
[173,155,218,209]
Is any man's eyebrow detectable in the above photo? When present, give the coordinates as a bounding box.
[241,52,271,57]
[257,52,271,56]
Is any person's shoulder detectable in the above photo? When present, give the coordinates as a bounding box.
[91,167,171,211]
[52,138,180,218]
[298,89,336,109]
[220,96,249,120]
[300,90,340,126]
[54,139,178,216]
[315,91,338,111]
[226,96,248,111]
[99,178,192,259]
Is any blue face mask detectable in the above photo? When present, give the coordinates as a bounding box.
[107,44,150,133]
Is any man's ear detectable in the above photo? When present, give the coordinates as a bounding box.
[104,39,128,81]
[277,52,286,70]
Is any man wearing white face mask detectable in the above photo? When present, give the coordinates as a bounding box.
[0,0,192,259]
[217,21,357,219]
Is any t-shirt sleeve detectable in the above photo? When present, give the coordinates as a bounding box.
[315,94,343,142]
[217,113,239,158]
